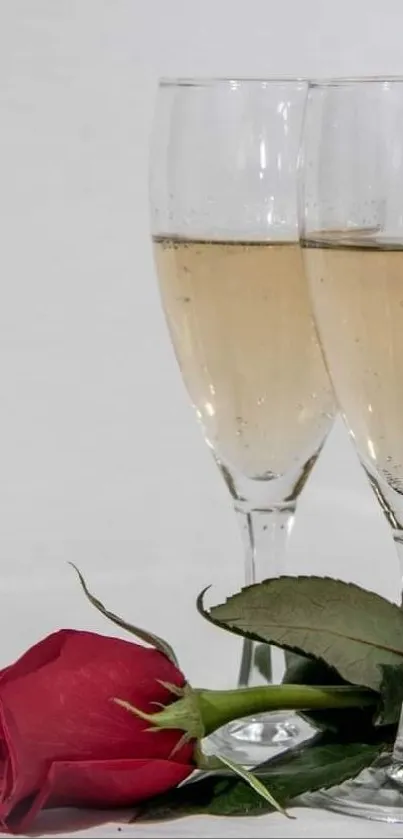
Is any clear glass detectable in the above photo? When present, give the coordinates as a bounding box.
[299,76,403,821]
[150,77,335,765]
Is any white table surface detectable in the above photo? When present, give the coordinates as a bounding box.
[29,805,403,838]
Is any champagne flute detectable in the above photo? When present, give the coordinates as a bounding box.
[150,77,335,765]
[300,76,403,822]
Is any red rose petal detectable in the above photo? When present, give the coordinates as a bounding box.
[0,631,194,813]
[0,632,67,685]
[8,757,194,835]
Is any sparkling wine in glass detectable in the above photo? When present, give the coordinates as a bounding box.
[300,76,403,822]
[150,77,335,765]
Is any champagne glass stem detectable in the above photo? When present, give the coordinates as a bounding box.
[235,502,296,688]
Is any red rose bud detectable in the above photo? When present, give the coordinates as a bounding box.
[0,630,194,834]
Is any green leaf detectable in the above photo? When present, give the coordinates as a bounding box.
[132,730,391,822]
[201,576,403,692]
[70,563,179,666]
[216,753,290,818]
[283,651,341,686]
[283,652,380,734]
[378,663,403,725]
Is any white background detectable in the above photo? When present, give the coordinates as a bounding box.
[1,2,403,836]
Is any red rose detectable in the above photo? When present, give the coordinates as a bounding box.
[0,629,195,834]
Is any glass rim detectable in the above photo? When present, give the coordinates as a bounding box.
[309,75,403,88]
[158,76,307,89]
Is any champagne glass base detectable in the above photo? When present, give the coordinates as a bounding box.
[303,753,403,823]
[205,711,315,767]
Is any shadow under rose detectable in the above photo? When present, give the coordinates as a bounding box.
[26,807,133,836]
